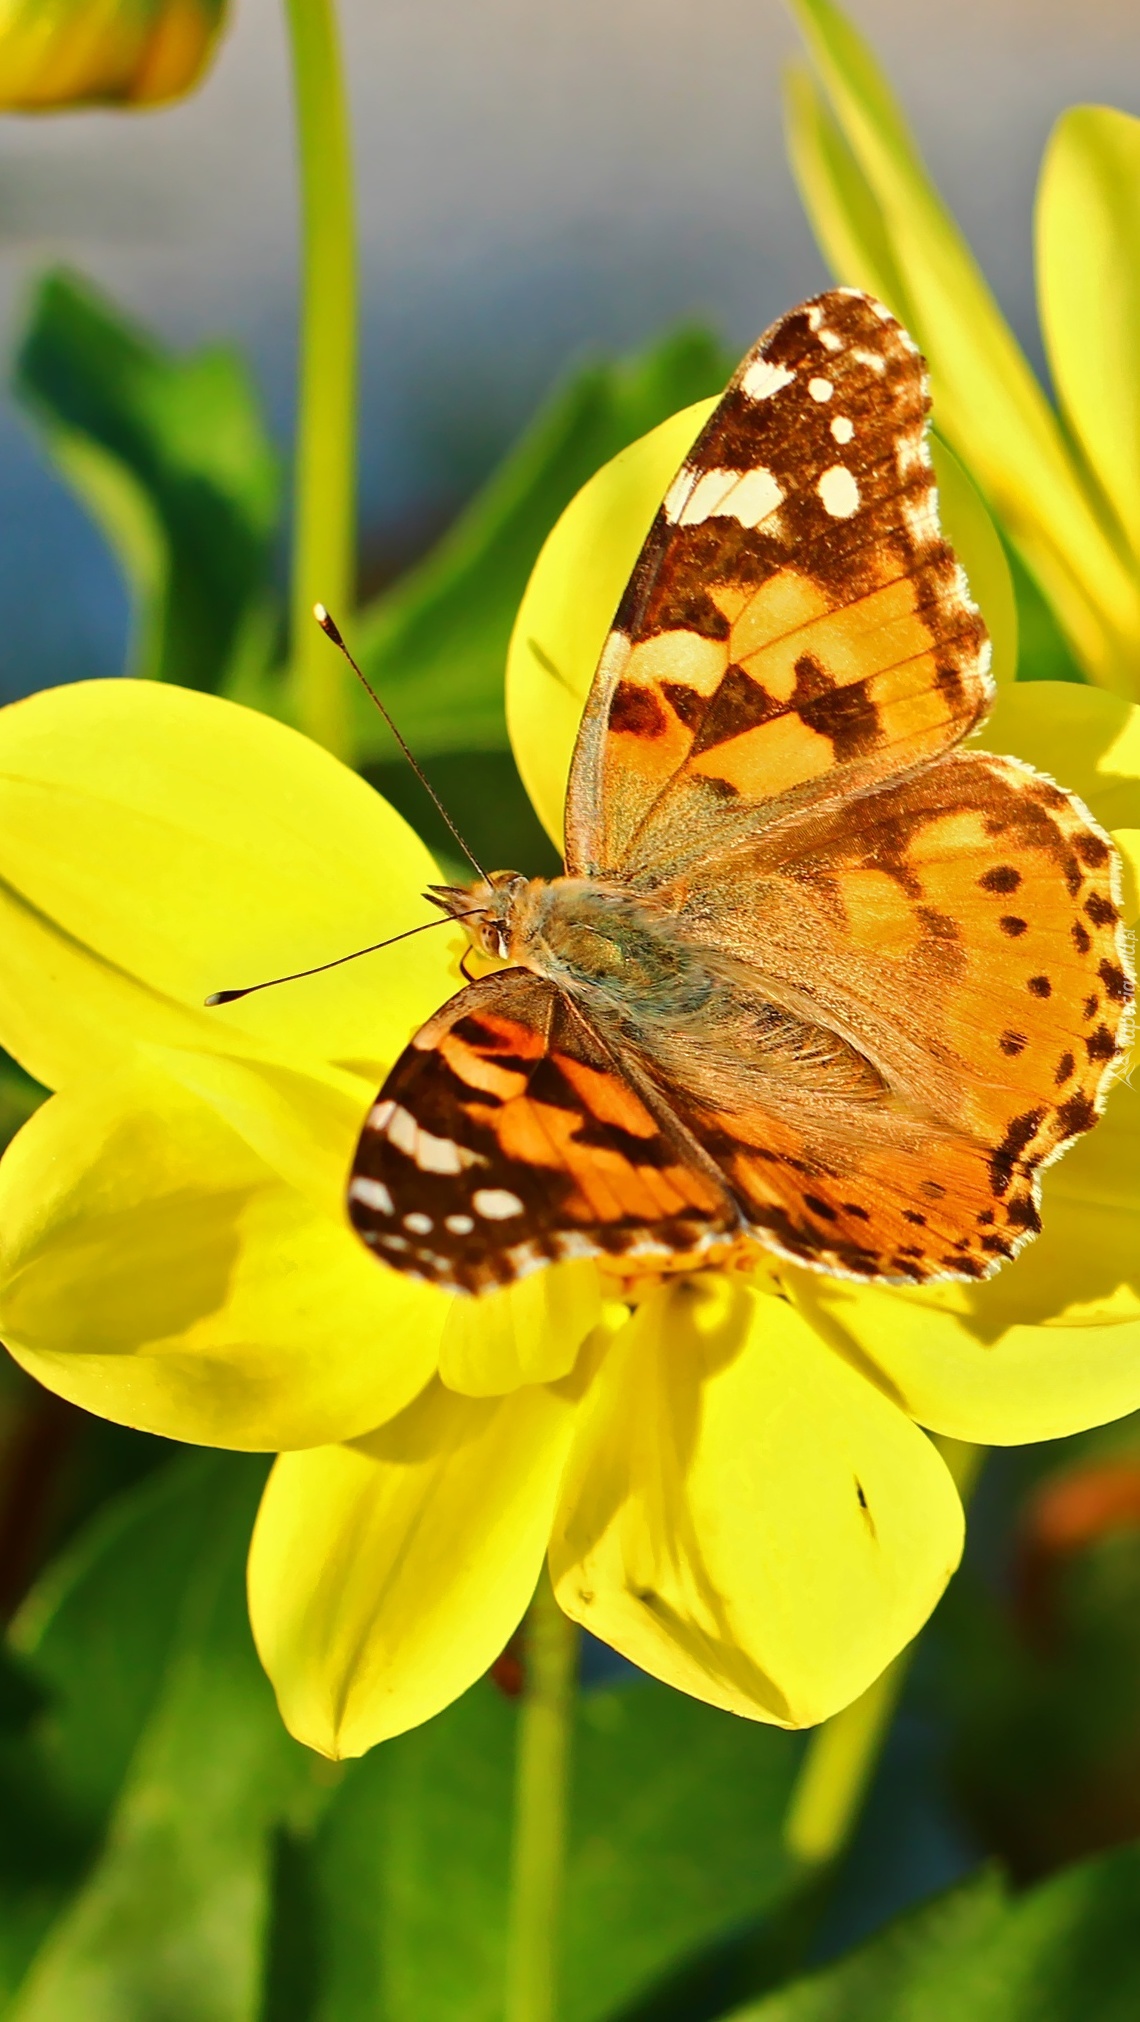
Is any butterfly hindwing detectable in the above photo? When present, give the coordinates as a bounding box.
[348,969,738,1293]
[566,288,990,885]
[656,747,1132,1282]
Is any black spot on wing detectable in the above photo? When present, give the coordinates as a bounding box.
[689,664,777,755]
[795,671,882,763]
[980,865,1021,893]
[610,681,668,738]
[1056,1091,1097,1137]
[1085,892,1118,928]
[660,680,706,729]
[1099,960,1131,1005]
[1086,1025,1118,1063]
[990,1108,1045,1198]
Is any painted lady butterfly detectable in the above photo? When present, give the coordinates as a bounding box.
[349,289,1134,1295]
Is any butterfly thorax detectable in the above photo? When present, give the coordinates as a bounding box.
[441,872,718,1024]
[515,877,720,1022]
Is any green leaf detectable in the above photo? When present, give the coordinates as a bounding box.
[1037,108,1140,564]
[14,269,281,695]
[0,1049,46,1158]
[348,327,733,762]
[298,1675,799,2022]
[782,3,1140,697]
[5,1453,315,2022]
[727,1842,1140,2021]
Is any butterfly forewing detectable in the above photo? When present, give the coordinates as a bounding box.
[348,970,738,1293]
[566,289,989,885]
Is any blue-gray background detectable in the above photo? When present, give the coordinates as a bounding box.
[1,0,1138,700]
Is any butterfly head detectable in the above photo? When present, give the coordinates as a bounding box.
[425,870,528,960]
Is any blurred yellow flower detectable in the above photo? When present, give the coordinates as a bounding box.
[785,0,1140,701]
[1,409,1138,1760]
[0,0,228,111]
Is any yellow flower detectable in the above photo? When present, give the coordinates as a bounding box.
[0,0,228,111]
[1,409,1139,1761]
[785,0,1140,700]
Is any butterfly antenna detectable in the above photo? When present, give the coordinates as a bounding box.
[205,908,487,1006]
[314,605,491,883]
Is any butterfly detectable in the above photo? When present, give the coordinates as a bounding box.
[348,288,1134,1296]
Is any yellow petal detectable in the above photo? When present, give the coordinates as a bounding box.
[1037,107,1140,565]
[789,1076,1140,1447]
[0,0,228,111]
[931,434,1017,688]
[1114,829,1140,923]
[783,63,909,318]
[0,1055,443,1450]
[507,399,1015,852]
[0,680,456,1093]
[549,1277,962,1729]
[507,400,715,851]
[249,1376,578,1756]
[980,679,1140,835]
[785,0,1140,694]
[439,1259,603,1395]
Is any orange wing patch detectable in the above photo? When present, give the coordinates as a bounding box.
[349,970,737,1293]
[565,289,989,882]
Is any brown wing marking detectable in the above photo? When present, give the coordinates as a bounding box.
[348,969,738,1294]
[565,288,989,884]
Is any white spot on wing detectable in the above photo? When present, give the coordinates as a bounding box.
[819,329,843,353]
[385,1104,419,1155]
[818,466,861,518]
[904,492,941,546]
[382,1103,485,1175]
[741,357,795,402]
[808,377,833,402]
[830,415,854,444]
[472,1187,525,1220]
[445,1213,475,1235]
[404,1212,433,1235]
[852,347,886,374]
[350,1176,394,1215]
[366,1099,395,1132]
[896,433,928,479]
[677,464,783,529]
[662,466,697,524]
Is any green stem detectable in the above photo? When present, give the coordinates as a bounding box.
[504,1569,579,2022]
[783,1436,985,1868]
[282,0,358,758]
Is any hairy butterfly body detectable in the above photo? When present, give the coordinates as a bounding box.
[349,289,1133,1294]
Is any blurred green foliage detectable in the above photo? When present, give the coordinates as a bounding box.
[15,272,280,697]
[0,1452,803,2021]
[731,1844,1140,2021]
[346,326,732,763]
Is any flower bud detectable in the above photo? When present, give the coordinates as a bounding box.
[0,0,229,111]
